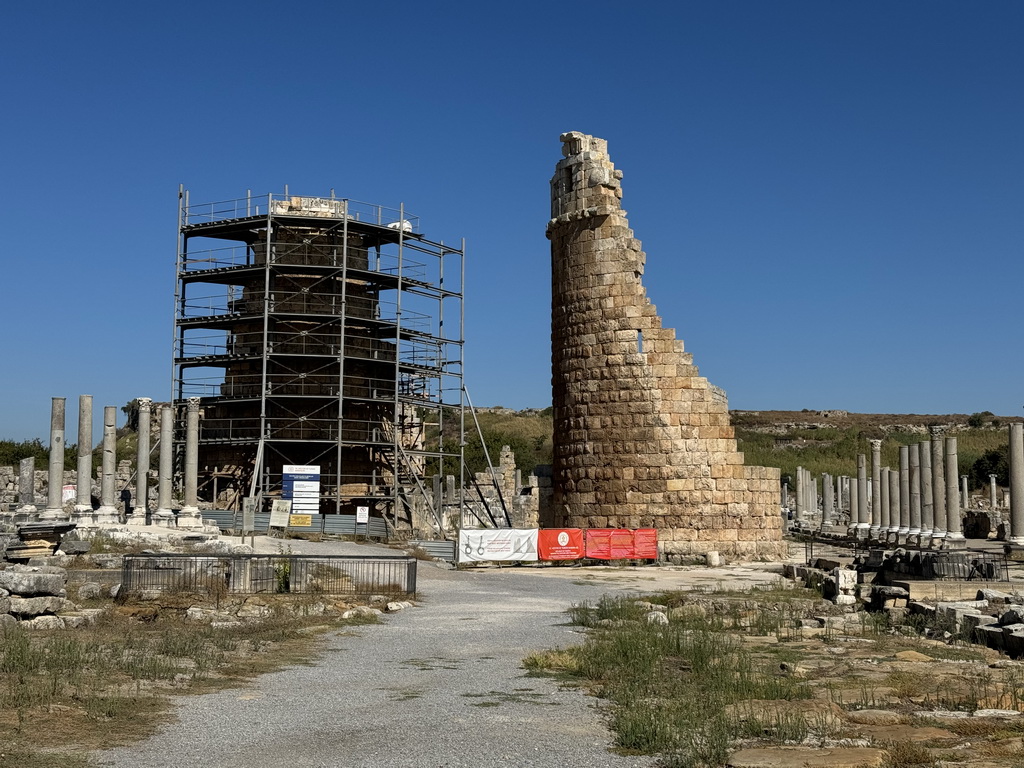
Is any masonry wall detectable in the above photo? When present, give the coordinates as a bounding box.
[547,131,784,560]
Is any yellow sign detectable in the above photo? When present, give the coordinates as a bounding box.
[288,514,313,528]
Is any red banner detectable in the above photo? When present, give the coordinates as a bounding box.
[583,528,660,560]
[585,529,612,559]
[537,529,584,560]
[633,528,658,559]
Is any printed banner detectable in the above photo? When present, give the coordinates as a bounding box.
[585,529,612,559]
[634,528,659,559]
[538,529,584,560]
[585,529,660,559]
[458,529,539,562]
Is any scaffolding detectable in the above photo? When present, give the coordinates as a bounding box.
[173,190,465,536]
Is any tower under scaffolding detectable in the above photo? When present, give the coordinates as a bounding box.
[173,190,465,535]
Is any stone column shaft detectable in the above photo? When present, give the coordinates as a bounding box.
[155,405,175,525]
[888,468,901,537]
[18,457,36,510]
[870,440,882,538]
[961,476,970,511]
[931,436,947,538]
[945,437,964,543]
[1009,423,1024,545]
[95,406,119,524]
[849,479,859,535]
[75,395,93,508]
[990,474,999,513]
[899,445,911,537]
[179,398,203,527]
[823,472,834,526]
[920,440,933,542]
[133,398,152,520]
[879,467,890,533]
[909,443,922,539]
[856,453,869,532]
[43,397,66,519]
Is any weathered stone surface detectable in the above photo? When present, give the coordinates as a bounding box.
[0,568,66,597]
[8,596,74,617]
[0,614,16,631]
[645,610,669,625]
[727,747,886,768]
[77,582,103,601]
[385,601,414,613]
[341,606,382,620]
[22,615,65,630]
[547,132,784,560]
[844,709,907,725]
[894,650,934,662]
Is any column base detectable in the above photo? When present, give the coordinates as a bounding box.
[943,533,967,549]
[152,510,176,528]
[94,506,120,525]
[38,507,67,521]
[71,505,96,527]
[1004,543,1024,562]
[176,506,204,529]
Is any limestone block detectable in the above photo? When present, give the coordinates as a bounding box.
[0,568,67,597]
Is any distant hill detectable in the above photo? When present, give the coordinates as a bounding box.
[467,407,1019,489]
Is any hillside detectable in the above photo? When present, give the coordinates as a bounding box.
[463,408,1021,490]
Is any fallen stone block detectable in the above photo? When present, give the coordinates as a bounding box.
[975,624,1004,650]
[22,615,65,630]
[8,596,74,617]
[0,568,67,597]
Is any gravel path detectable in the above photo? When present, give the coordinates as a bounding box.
[98,543,785,768]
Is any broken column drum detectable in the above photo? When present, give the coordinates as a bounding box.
[547,131,783,559]
[18,457,36,512]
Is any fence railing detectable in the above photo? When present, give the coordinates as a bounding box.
[120,554,416,597]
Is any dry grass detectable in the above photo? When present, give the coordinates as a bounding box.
[0,594,378,765]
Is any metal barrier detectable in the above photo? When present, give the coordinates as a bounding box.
[120,554,416,597]
[408,539,457,563]
[199,510,389,539]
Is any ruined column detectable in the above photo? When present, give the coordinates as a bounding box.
[849,479,859,537]
[1008,423,1024,546]
[898,445,911,541]
[919,440,933,546]
[823,472,834,526]
[879,467,890,537]
[945,437,965,546]
[931,432,947,541]
[178,398,203,527]
[95,406,119,524]
[132,398,152,521]
[809,473,818,526]
[909,443,922,544]
[72,394,95,525]
[795,465,805,523]
[990,473,999,513]
[154,404,175,526]
[961,476,970,511]
[547,131,783,559]
[42,396,66,519]
[856,453,869,537]
[18,457,36,514]
[870,440,882,539]
[781,481,789,510]
[888,468,901,541]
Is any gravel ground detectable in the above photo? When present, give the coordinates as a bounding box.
[98,540,787,768]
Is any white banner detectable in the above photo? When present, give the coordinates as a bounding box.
[458,529,538,562]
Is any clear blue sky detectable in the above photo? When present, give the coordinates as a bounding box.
[1,1,1022,443]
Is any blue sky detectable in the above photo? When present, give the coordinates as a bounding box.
[1,1,1022,442]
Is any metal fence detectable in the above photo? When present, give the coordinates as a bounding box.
[121,554,416,597]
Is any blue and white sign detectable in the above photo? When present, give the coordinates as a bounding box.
[283,465,320,514]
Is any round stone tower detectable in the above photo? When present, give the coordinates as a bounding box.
[546,131,784,560]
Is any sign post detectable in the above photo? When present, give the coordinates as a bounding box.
[356,505,369,539]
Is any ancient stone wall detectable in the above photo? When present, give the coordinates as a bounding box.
[547,131,784,560]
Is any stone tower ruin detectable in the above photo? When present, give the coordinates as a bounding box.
[547,132,785,560]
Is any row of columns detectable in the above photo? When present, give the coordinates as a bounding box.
[25,395,202,528]
[792,424,1024,548]
[792,433,971,547]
